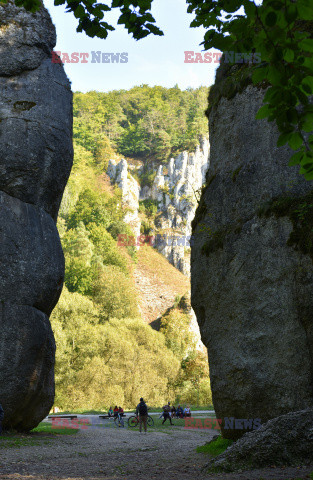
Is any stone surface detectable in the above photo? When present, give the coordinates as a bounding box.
[107,140,209,274]
[207,409,313,471]
[0,1,73,221]
[191,84,313,439]
[0,2,72,430]
[0,1,55,76]
[152,137,209,276]
[0,191,65,316]
[0,302,55,431]
[107,158,141,243]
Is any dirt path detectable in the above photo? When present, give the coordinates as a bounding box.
[0,426,312,480]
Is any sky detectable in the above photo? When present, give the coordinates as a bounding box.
[45,0,220,93]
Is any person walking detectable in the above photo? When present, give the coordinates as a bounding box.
[136,397,148,433]
[0,403,4,435]
[162,401,173,425]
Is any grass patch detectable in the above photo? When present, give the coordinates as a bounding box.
[0,436,44,448]
[31,422,79,435]
[0,422,77,449]
[137,244,190,295]
[197,436,233,456]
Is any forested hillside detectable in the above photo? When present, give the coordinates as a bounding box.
[73,84,208,168]
[51,85,211,410]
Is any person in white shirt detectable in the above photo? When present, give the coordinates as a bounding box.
[184,405,191,417]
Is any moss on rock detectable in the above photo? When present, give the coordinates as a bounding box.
[258,190,313,261]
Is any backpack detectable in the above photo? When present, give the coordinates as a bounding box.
[138,402,148,415]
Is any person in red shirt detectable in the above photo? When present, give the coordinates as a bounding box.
[113,406,119,418]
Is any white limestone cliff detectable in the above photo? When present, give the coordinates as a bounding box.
[107,138,209,273]
[151,137,210,275]
[107,159,141,243]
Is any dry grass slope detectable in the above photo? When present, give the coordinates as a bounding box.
[134,245,190,323]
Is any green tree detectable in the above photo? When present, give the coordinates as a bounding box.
[62,222,96,294]
[160,308,197,360]
[51,292,181,410]
[92,265,139,321]
[87,223,129,273]
[67,187,122,230]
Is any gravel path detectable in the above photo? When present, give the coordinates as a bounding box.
[0,425,312,480]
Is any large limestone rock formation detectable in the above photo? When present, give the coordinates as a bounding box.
[0,1,73,430]
[152,137,209,275]
[191,76,313,439]
[107,158,141,242]
[107,141,209,274]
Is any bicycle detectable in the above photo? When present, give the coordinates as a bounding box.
[128,414,154,428]
[114,413,125,428]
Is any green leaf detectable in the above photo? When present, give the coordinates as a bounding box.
[252,66,268,84]
[268,0,283,10]
[267,65,283,84]
[301,112,313,133]
[288,132,303,150]
[299,39,313,53]
[74,4,85,18]
[304,170,313,180]
[284,4,298,22]
[297,1,313,20]
[265,11,277,26]
[286,109,298,124]
[302,76,313,94]
[255,104,271,120]
[277,132,292,147]
[288,151,304,166]
[283,49,294,63]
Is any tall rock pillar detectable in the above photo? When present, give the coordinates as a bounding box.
[191,65,313,439]
[0,1,73,430]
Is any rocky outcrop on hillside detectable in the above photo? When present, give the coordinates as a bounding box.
[107,158,141,242]
[107,140,209,273]
[0,1,73,430]
[152,138,209,275]
[191,80,313,440]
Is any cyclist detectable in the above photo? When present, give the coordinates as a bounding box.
[136,397,148,433]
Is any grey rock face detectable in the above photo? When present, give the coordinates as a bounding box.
[0,302,55,431]
[191,85,313,439]
[0,2,73,221]
[0,2,72,430]
[107,158,141,242]
[0,1,56,76]
[0,191,65,316]
[152,137,209,275]
[208,409,313,471]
